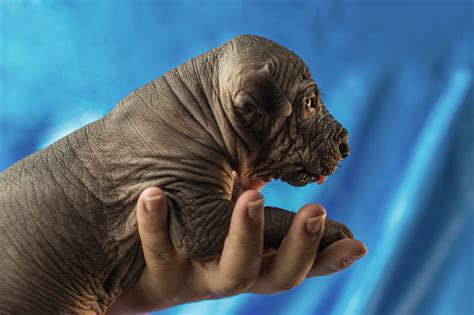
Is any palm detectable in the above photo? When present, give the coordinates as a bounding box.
[109,178,367,313]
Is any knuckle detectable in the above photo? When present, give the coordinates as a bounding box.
[227,234,261,249]
[216,276,257,296]
[300,246,318,258]
[274,278,303,292]
[276,281,297,292]
[143,248,173,264]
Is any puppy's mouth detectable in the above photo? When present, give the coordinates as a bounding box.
[279,166,329,187]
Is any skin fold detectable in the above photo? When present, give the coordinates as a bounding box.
[0,35,352,313]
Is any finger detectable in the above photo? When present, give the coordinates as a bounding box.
[308,239,368,277]
[136,187,178,269]
[257,204,326,293]
[212,190,264,295]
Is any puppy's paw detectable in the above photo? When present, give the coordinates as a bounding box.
[318,219,354,250]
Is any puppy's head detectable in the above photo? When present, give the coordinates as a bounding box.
[220,35,349,186]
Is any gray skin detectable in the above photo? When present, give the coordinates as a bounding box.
[0,35,352,313]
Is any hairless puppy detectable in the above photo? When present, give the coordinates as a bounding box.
[0,35,353,313]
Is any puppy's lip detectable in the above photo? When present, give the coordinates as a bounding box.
[303,167,330,185]
[279,166,319,186]
[261,175,273,182]
[317,175,328,185]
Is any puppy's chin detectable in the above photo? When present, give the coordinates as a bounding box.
[280,168,320,187]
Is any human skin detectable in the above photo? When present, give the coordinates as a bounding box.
[1,35,354,313]
[107,183,367,314]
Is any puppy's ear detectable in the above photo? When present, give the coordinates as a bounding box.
[233,65,292,117]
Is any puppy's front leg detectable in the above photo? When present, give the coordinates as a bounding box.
[169,185,353,259]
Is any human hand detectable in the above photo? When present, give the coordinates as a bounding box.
[108,180,367,313]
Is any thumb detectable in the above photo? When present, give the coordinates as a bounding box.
[137,187,175,266]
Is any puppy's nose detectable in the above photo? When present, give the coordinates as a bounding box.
[338,128,350,159]
[339,142,350,158]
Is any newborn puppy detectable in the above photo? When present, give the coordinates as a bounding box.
[151,34,353,256]
[0,34,352,312]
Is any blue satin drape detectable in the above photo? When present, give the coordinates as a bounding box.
[1,1,472,314]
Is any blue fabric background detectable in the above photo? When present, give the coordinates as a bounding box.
[1,1,473,314]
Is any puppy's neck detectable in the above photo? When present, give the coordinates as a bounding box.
[167,50,255,177]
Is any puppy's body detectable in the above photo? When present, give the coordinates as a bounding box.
[0,35,351,313]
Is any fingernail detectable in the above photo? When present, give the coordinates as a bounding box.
[247,198,264,222]
[144,195,162,212]
[305,215,325,234]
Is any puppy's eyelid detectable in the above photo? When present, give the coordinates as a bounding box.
[315,88,324,98]
[304,96,317,111]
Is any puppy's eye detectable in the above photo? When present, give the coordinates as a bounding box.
[304,96,316,109]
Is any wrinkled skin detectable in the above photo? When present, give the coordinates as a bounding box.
[0,35,352,313]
